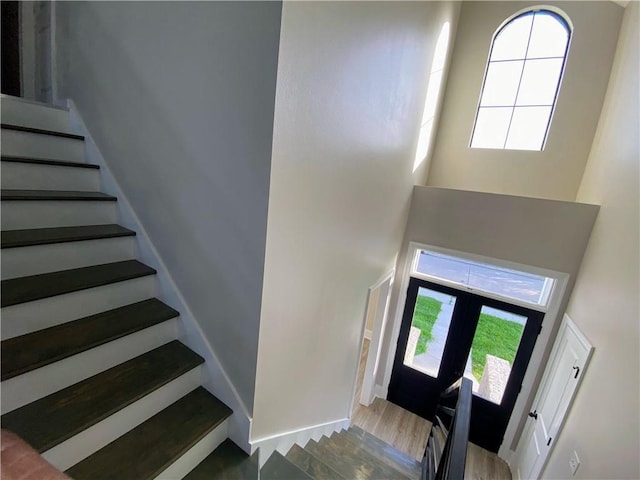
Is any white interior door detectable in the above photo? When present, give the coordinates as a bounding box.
[515,314,593,479]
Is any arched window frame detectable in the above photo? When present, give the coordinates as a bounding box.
[470,7,573,151]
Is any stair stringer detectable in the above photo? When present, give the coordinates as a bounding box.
[66,99,252,453]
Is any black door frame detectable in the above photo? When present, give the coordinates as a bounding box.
[388,276,544,452]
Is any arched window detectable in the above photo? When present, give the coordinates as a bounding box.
[470,8,571,151]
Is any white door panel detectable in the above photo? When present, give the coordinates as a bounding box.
[515,314,593,479]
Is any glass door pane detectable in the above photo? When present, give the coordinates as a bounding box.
[464,306,527,404]
[402,287,457,378]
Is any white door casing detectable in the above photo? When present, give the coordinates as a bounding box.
[359,272,394,407]
[514,314,593,479]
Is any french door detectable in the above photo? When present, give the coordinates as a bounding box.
[387,277,544,452]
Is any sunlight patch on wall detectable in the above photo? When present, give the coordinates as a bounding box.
[413,22,450,172]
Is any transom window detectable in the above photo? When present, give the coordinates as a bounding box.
[412,249,555,308]
[470,8,571,151]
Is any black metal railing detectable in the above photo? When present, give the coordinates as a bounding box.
[422,377,472,480]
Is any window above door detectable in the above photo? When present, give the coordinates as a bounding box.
[411,249,555,309]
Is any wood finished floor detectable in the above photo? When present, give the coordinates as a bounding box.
[351,339,512,480]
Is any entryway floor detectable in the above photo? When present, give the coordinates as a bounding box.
[352,338,512,479]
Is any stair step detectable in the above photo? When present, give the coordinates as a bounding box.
[285,443,347,480]
[2,198,117,230]
[261,451,313,480]
[1,260,156,307]
[1,224,135,248]
[2,157,101,192]
[65,387,232,480]
[1,123,84,140]
[1,231,135,280]
[1,298,179,380]
[0,341,204,453]
[345,427,421,479]
[305,435,411,480]
[184,439,258,480]
[323,433,412,479]
[1,189,116,201]
[1,124,85,163]
[1,155,99,169]
[1,94,71,133]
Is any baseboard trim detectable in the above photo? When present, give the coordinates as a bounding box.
[67,100,252,452]
[373,384,387,400]
[250,417,350,467]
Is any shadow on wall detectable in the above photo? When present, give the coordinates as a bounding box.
[413,21,450,173]
[56,1,282,411]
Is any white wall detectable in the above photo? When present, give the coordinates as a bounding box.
[251,1,461,442]
[378,186,599,453]
[55,1,282,412]
[542,3,639,478]
[425,1,624,201]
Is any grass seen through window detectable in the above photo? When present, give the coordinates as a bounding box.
[470,314,524,380]
[412,295,442,356]
[410,292,525,382]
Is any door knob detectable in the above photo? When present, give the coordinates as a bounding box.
[528,410,538,420]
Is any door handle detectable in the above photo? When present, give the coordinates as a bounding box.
[528,410,538,420]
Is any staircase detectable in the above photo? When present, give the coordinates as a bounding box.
[260,426,422,480]
[0,95,256,478]
[1,95,425,479]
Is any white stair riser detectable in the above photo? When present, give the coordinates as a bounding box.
[156,419,230,480]
[1,96,72,133]
[42,367,203,472]
[1,161,101,191]
[1,237,136,280]
[1,319,179,414]
[1,200,117,230]
[1,129,85,163]
[1,276,156,339]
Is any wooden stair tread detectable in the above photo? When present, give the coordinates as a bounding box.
[1,298,179,380]
[1,123,85,140]
[340,428,422,480]
[285,443,347,480]
[1,224,135,248]
[305,435,410,480]
[66,387,232,480]
[261,451,313,480]
[184,439,257,480]
[346,426,421,479]
[1,189,116,201]
[1,260,156,307]
[1,155,99,169]
[323,434,411,480]
[0,340,203,452]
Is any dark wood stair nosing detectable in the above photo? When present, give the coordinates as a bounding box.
[65,387,232,480]
[1,224,136,249]
[1,298,179,381]
[0,340,205,453]
[1,155,99,169]
[1,123,85,140]
[1,189,117,201]
[1,260,157,308]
